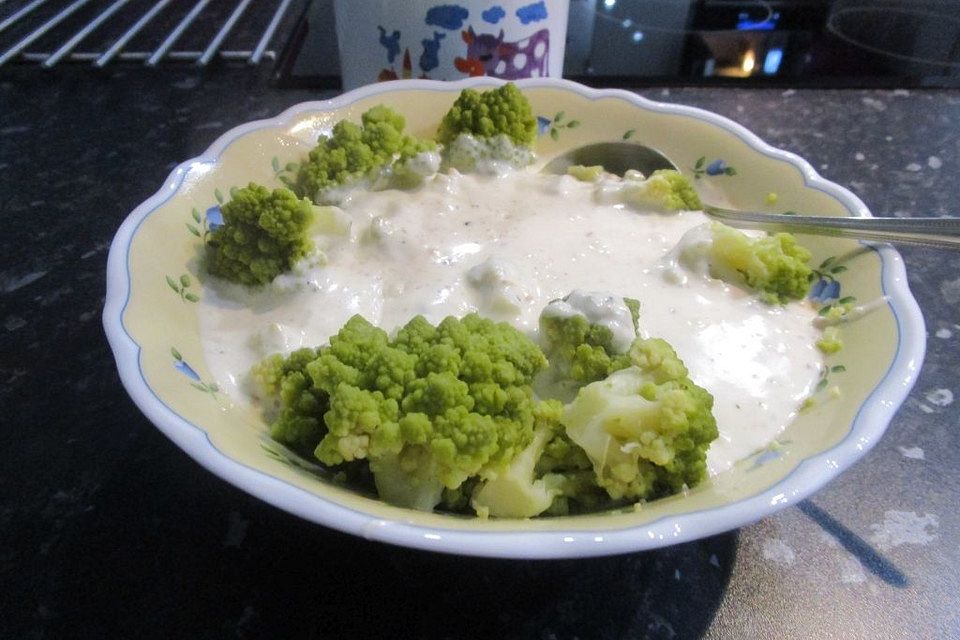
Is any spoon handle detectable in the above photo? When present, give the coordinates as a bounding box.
[704,207,960,250]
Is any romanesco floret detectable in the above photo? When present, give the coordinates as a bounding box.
[816,298,856,325]
[437,84,538,174]
[533,424,610,516]
[295,105,438,201]
[206,183,316,286]
[567,164,605,182]
[471,399,611,518]
[471,420,560,518]
[257,313,552,512]
[441,132,535,174]
[437,83,537,147]
[470,399,564,518]
[816,326,843,354]
[537,291,641,400]
[710,222,813,303]
[562,338,718,501]
[251,347,325,450]
[622,169,702,212]
[255,303,720,516]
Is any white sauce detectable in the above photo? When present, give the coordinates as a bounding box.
[198,169,823,475]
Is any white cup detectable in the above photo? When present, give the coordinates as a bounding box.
[334,0,570,89]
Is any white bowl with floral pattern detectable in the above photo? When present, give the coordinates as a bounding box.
[104,78,925,558]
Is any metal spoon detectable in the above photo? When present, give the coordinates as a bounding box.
[543,142,960,249]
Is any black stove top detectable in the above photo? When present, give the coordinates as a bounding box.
[0,0,955,88]
[283,0,960,89]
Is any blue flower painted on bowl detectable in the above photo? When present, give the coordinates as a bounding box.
[750,448,783,470]
[536,115,551,135]
[539,112,580,140]
[748,439,792,471]
[171,347,219,396]
[706,159,727,175]
[205,205,223,232]
[174,360,200,381]
[692,156,737,178]
[809,277,841,302]
[809,255,850,305]
[171,347,200,381]
[187,202,224,242]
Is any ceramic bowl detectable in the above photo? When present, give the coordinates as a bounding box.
[104,78,925,558]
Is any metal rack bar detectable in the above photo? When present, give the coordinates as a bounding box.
[249,0,293,65]
[146,0,210,66]
[0,0,93,66]
[94,0,172,67]
[1,0,288,67]
[42,0,133,67]
[197,0,251,66]
[24,49,268,62]
[0,0,49,36]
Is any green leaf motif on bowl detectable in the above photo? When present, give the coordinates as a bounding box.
[166,273,199,303]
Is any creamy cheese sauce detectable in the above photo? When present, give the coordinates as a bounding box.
[199,169,823,475]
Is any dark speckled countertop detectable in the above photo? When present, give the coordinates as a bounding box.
[1,67,958,639]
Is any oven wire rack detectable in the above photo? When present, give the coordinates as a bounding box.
[0,0,297,67]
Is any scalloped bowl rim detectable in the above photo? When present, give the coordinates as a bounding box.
[104,78,925,559]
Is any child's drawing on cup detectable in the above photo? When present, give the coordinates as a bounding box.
[342,1,566,88]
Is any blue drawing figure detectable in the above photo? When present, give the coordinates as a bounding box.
[419,31,446,73]
[516,1,548,25]
[425,4,469,30]
[377,25,402,63]
[482,6,506,24]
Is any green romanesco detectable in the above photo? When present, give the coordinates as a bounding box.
[470,399,564,518]
[566,164,605,182]
[536,291,641,400]
[816,326,843,354]
[295,105,438,201]
[710,222,813,303]
[257,313,551,512]
[437,83,537,147]
[470,421,560,518]
[818,298,856,324]
[206,183,316,286]
[437,83,538,173]
[562,337,718,501]
[471,399,610,518]
[250,347,325,450]
[533,425,610,516]
[254,295,721,517]
[621,169,702,212]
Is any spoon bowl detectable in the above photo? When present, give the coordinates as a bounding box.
[541,142,676,177]
[543,141,960,249]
